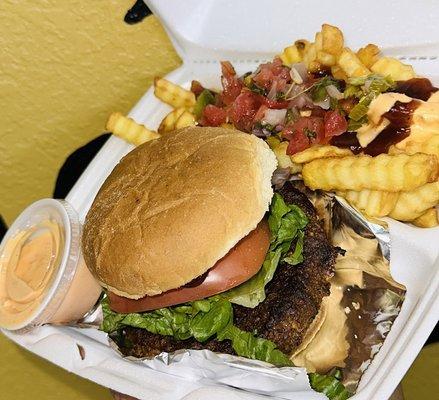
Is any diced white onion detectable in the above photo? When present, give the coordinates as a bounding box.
[262,109,287,125]
[314,97,331,110]
[267,81,278,101]
[289,93,313,109]
[290,67,303,84]
[292,62,308,81]
[326,84,344,100]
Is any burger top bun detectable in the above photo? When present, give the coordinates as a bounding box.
[82,126,277,299]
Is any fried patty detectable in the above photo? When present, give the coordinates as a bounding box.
[116,184,337,358]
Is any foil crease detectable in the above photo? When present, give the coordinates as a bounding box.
[333,195,391,262]
[71,190,405,398]
[107,341,320,399]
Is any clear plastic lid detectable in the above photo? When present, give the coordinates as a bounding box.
[0,199,81,332]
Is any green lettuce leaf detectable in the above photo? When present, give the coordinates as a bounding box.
[218,324,293,367]
[102,297,233,342]
[282,230,305,265]
[309,372,351,400]
[190,299,232,342]
[222,247,283,308]
[102,296,292,367]
[102,299,195,339]
[223,193,308,307]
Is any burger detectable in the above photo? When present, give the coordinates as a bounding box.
[82,126,346,396]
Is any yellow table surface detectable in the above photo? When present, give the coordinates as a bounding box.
[0,1,437,399]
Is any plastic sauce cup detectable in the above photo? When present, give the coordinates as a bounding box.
[0,199,102,332]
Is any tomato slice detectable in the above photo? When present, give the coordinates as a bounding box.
[108,220,270,313]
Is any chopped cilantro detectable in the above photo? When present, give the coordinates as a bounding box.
[311,76,342,102]
[276,91,286,101]
[330,97,342,112]
[285,108,299,125]
[247,82,267,96]
[304,127,317,142]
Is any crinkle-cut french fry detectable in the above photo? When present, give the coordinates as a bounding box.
[321,24,344,56]
[154,78,196,109]
[411,207,439,228]
[415,207,439,227]
[302,153,439,192]
[158,107,186,133]
[337,48,370,78]
[279,44,302,66]
[174,110,196,130]
[356,44,380,68]
[389,135,439,159]
[106,112,159,146]
[291,145,353,164]
[336,190,399,217]
[389,182,439,221]
[370,57,415,81]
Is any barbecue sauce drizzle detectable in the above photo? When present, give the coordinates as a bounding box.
[330,78,437,155]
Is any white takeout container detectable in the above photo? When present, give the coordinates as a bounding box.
[3,1,439,399]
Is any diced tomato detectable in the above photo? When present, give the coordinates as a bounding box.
[253,58,290,92]
[284,128,311,154]
[200,104,227,127]
[221,60,236,76]
[260,96,290,109]
[283,117,325,155]
[253,105,268,122]
[229,90,262,132]
[190,80,206,97]
[310,107,326,118]
[324,110,348,138]
[220,61,243,106]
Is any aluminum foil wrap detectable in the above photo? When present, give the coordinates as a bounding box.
[74,190,405,398]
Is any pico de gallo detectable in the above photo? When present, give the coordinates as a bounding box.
[191,58,436,157]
